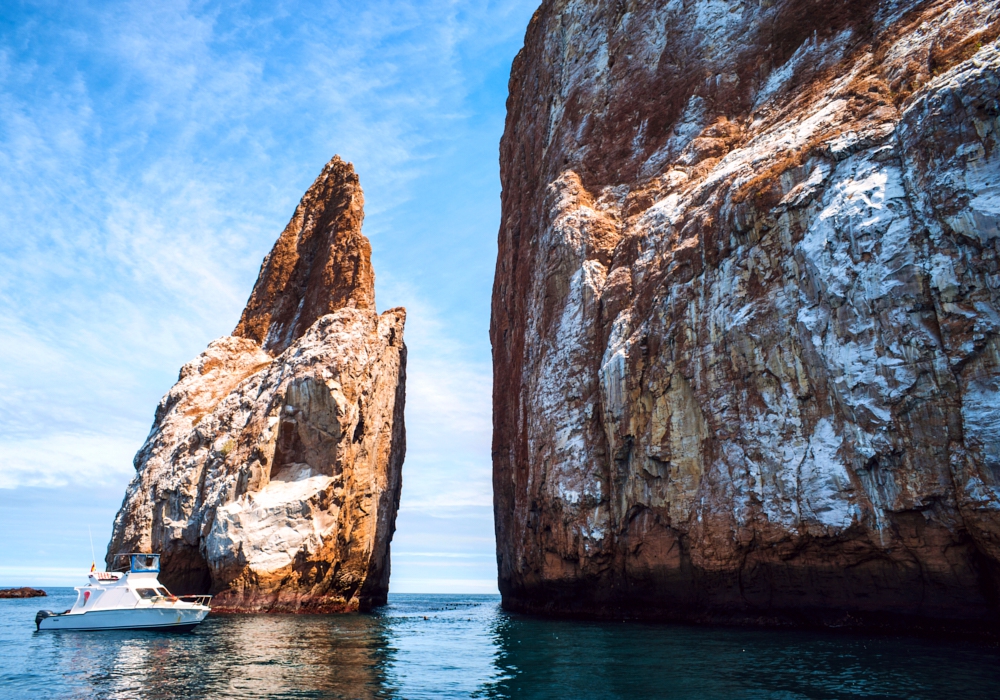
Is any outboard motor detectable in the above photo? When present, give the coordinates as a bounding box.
[35,610,56,631]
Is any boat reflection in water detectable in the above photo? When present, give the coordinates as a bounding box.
[44,602,396,699]
[7,592,1000,698]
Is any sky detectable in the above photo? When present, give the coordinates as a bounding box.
[0,0,538,593]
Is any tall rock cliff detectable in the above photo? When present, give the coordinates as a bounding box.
[108,156,406,612]
[492,0,1000,631]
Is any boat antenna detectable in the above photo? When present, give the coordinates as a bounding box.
[88,525,97,573]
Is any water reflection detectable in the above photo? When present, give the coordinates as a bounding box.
[36,594,397,699]
[484,612,1000,699]
[2,591,999,699]
[379,595,507,698]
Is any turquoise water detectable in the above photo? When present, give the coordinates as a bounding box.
[1,590,998,699]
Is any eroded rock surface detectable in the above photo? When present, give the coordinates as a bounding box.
[492,0,1000,631]
[109,156,406,612]
[234,157,376,354]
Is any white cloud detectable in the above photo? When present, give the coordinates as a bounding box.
[390,578,499,595]
[0,0,539,587]
[0,432,137,489]
[393,552,496,559]
[0,566,92,587]
[381,280,494,511]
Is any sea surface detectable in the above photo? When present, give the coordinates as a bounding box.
[1,589,998,699]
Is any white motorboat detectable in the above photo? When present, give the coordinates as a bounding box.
[35,553,211,632]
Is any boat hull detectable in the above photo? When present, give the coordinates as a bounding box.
[37,606,209,632]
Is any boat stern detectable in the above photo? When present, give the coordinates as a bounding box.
[35,610,62,631]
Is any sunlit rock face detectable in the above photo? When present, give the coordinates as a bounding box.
[492,0,1000,631]
[108,156,406,612]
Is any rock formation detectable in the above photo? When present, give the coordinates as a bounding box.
[108,156,406,612]
[492,0,1000,632]
[0,588,46,598]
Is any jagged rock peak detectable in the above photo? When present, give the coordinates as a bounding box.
[107,154,405,613]
[234,155,376,355]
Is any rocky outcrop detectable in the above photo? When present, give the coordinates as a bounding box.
[0,588,46,598]
[108,156,406,612]
[492,0,1000,632]
[234,158,376,354]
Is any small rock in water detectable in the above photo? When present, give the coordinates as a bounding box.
[0,587,46,599]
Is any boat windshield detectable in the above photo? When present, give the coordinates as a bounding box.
[135,588,159,599]
[156,587,170,596]
[129,554,160,572]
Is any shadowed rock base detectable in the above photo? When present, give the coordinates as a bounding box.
[500,541,1000,637]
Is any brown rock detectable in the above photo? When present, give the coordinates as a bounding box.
[108,156,406,612]
[492,0,1000,633]
[0,587,46,598]
[234,156,376,355]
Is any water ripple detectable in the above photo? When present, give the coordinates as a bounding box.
[2,590,997,699]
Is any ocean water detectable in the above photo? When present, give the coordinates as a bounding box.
[1,590,998,699]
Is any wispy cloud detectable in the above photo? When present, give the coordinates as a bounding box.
[0,0,538,590]
[0,566,93,586]
[0,432,137,489]
[383,280,493,511]
[389,578,499,594]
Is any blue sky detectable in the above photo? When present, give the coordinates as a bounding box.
[0,0,538,592]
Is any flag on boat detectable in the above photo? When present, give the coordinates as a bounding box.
[90,562,96,573]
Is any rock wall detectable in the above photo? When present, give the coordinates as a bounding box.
[108,156,406,612]
[492,0,1000,631]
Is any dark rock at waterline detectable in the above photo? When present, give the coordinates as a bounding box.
[0,587,46,598]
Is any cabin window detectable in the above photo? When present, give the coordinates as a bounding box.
[156,587,170,596]
[135,588,159,599]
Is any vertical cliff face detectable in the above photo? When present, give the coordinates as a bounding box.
[492,0,1000,630]
[108,156,406,612]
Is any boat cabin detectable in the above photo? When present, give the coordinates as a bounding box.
[66,553,208,614]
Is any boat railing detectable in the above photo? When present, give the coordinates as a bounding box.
[179,595,212,606]
[92,571,122,581]
[151,594,212,607]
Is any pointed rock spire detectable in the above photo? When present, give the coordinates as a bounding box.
[234,155,376,354]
